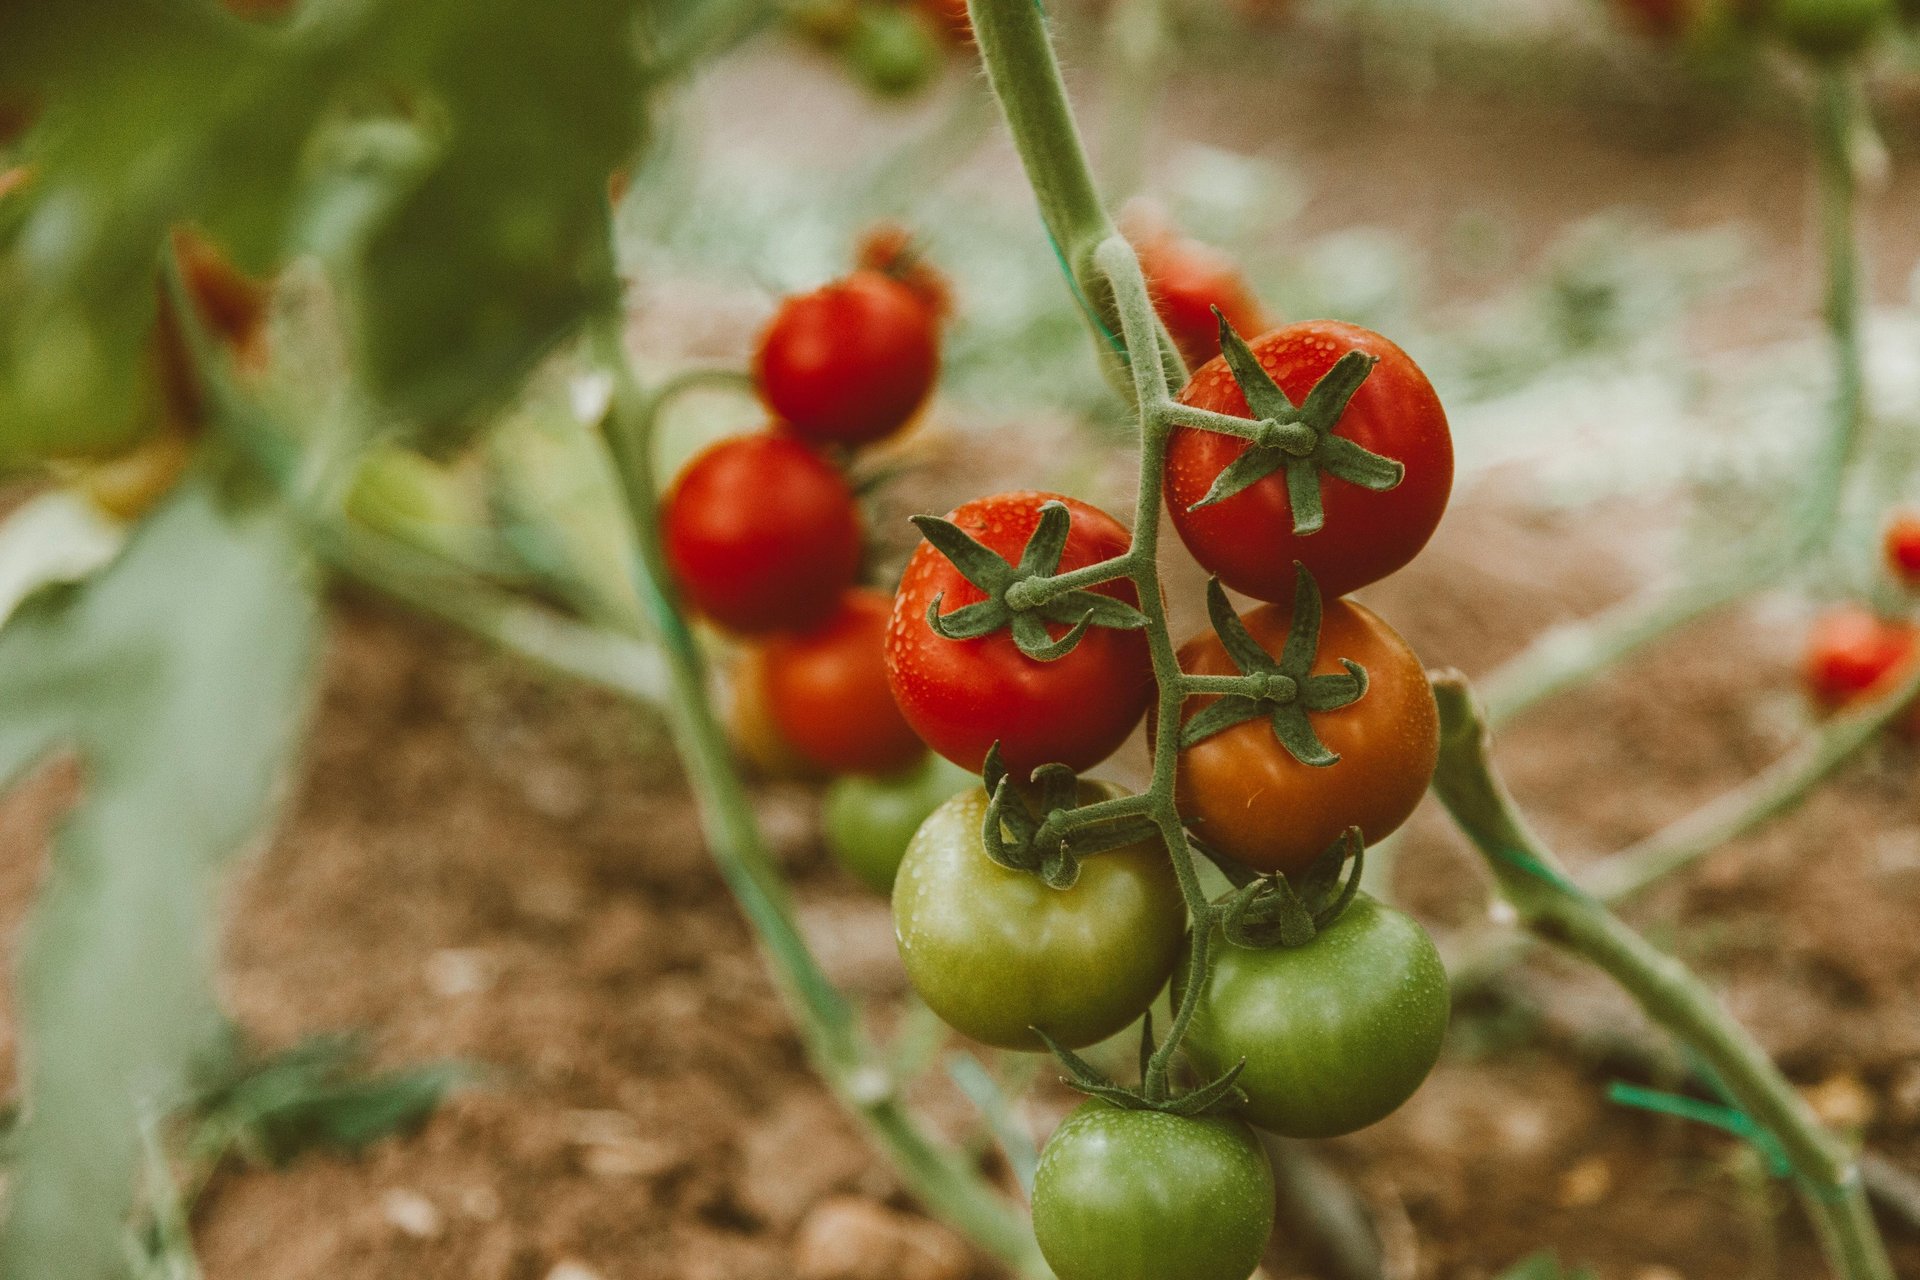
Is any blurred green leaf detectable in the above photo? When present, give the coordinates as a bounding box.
[0,478,318,1280]
[1493,1251,1599,1280]
[0,0,648,464]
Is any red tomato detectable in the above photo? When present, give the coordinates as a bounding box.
[1165,320,1452,602]
[856,222,952,322]
[1801,606,1920,734]
[886,492,1153,775]
[918,0,973,42]
[759,589,928,776]
[1170,595,1438,876]
[754,270,940,447]
[662,432,863,635]
[1885,512,1920,587]
[1132,227,1269,373]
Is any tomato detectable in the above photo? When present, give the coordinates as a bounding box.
[886,492,1153,776]
[1177,894,1449,1139]
[1031,1100,1274,1280]
[758,588,928,776]
[728,657,827,782]
[892,784,1184,1050]
[661,431,863,635]
[1801,606,1920,733]
[843,4,942,96]
[755,270,939,447]
[856,222,952,322]
[1130,223,1269,373]
[1766,0,1893,54]
[1885,512,1920,587]
[1170,593,1437,876]
[918,0,973,43]
[822,754,977,892]
[1164,320,1452,602]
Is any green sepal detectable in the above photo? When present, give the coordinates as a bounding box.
[1206,576,1274,673]
[925,596,1004,641]
[1015,500,1073,576]
[1039,590,1148,631]
[1267,703,1340,768]
[1177,695,1266,749]
[1034,1028,1249,1117]
[911,515,1016,595]
[1189,442,1289,512]
[1218,831,1366,950]
[1158,1061,1249,1117]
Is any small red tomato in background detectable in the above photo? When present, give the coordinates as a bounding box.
[856,222,952,323]
[756,589,927,776]
[663,431,863,635]
[1801,605,1920,733]
[755,270,940,447]
[1165,320,1452,602]
[1125,211,1269,372]
[918,0,973,43]
[1171,595,1438,875]
[1885,512,1920,588]
[1612,0,1691,37]
[887,492,1153,776]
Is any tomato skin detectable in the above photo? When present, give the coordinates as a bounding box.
[1170,595,1437,876]
[1885,513,1920,587]
[728,657,828,782]
[1031,1100,1275,1280]
[1800,606,1920,734]
[1178,895,1448,1139]
[662,432,863,635]
[886,492,1154,776]
[822,755,978,893]
[1767,0,1892,55]
[755,271,939,447]
[1133,230,1269,373]
[759,589,928,777]
[892,785,1185,1050]
[1165,321,1452,602]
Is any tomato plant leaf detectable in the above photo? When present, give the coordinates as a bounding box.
[0,479,318,1280]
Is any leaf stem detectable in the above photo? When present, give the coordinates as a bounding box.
[1428,672,1893,1280]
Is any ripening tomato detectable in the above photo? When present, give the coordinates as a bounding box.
[755,271,939,447]
[1766,0,1893,55]
[892,785,1185,1050]
[728,657,827,781]
[1801,606,1920,733]
[887,492,1153,775]
[758,589,928,776]
[1171,594,1437,876]
[1177,895,1449,1139]
[1031,1101,1275,1280]
[1885,512,1920,587]
[1165,320,1452,602]
[1131,224,1269,373]
[856,222,952,321]
[662,432,863,635]
[822,754,977,893]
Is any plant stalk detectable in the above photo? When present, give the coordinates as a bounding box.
[1429,672,1893,1280]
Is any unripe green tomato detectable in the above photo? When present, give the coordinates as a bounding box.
[822,754,977,894]
[843,4,941,97]
[1178,894,1448,1139]
[1031,1100,1275,1280]
[1766,0,1892,56]
[344,444,482,542]
[891,785,1185,1050]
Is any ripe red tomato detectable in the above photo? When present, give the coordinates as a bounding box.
[754,270,939,447]
[662,431,863,635]
[918,0,973,43]
[757,589,928,776]
[1164,320,1452,602]
[886,492,1152,775]
[1885,512,1920,587]
[856,222,952,322]
[1171,594,1438,875]
[1131,226,1268,373]
[1801,605,1920,733]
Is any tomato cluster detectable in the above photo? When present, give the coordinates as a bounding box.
[876,299,1454,1280]
[662,240,967,889]
[1792,512,1920,736]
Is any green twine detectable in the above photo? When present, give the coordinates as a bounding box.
[1606,1082,1795,1179]
[1490,843,1589,899]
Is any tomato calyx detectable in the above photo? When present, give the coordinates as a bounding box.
[911,499,1146,661]
[1182,313,1405,534]
[1034,1017,1250,1117]
[1214,829,1366,949]
[979,748,1158,889]
[1178,566,1370,766]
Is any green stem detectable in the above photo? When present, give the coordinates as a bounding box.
[1800,64,1868,539]
[591,322,1047,1278]
[1429,672,1893,1280]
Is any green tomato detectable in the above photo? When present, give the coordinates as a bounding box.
[1178,894,1448,1139]
[1032,1100,1275,1280]
[843,4,940,97]
[822,754,976,893]
[892,785,1185,1051]
[1766,0,1892,56]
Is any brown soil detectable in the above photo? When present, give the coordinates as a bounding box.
[6,27,1920,1280]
